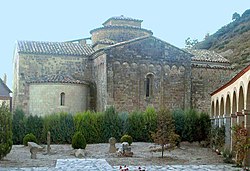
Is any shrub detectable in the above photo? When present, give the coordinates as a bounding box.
[74,111,100,144]
[42,113,75,144]
[26,115,43,143]
[23,133,37,146]
[0,102,12,160]
[222,147,233,164]
[118,112,129,135]
[143,107,157,142]
[182,109,199,142]
[198,112,211,142]
[120,134,133,145]
[232,124,250,166]
[151,109,179,158]
[127,111,146,142]
[72,131,86,149]
[12,109,26,144]
[210,126,225,151]
[101,107,122,142]
[172,109,185,140]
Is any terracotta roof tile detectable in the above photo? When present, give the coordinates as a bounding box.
[17,41,94,56]
[27,75,88,85]
[187,49,230,63]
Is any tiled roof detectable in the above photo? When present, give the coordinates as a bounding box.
[27,75,88,85]
[0,78,12,95]
[211,64,250,96]
[17,41,94,56]
[90,25,152,34]
[188,49,230,63]
[103,15,143,25]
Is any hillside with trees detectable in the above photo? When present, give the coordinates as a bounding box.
[195,9,250,70]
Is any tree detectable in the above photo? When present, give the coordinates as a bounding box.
[0,102,13,160]
[151,109,179,158]
[232,12,240,21]
[185,37,199,49]
[12,109,26,144]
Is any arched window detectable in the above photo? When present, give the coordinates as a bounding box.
[145,74,154,98]
[60,92,65,106]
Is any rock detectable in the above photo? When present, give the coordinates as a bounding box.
[116,142,133,157]
[75,149,86,158]
[109,137,116,153]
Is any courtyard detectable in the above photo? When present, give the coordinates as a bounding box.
[0,142,239,170]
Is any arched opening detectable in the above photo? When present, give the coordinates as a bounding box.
[225,94,231,116]
[220,97,224,116]
[232,91,237,114]
[216,100,219,117]
[60,92,65,106]
[246,82,250,109]
[145,74,154,98]
[211,101,215,117]
[238,86,244,112]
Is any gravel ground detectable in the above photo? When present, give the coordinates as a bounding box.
[0,142,224,168]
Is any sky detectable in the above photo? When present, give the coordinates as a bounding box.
[1,0,250,89]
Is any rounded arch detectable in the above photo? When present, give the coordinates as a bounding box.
[246,81,250,109]
[122,62,130,69]
[238,86,244,112]
[131,62,138,69]
[232,91,237,114]
[179,66,185,72]
[60,92,65,106]
[211,101,215,117]
[113,61,121,70]
[215,99,219,117]
[220,97,224,116]
[225,94,231,116]
[145,73,154,98]
[148,64,155,71]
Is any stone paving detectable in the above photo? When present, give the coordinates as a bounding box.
[0,159,243,171]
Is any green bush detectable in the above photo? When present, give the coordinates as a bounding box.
[127,111,146,142]
[119,112,129,135]
[26,115,43,143]
[172,109,185,140]
[182,109,199,142]
[198,112,211,142]
[72,131,86,149]
[120,134,133,145]
[23,133,37,146]
[210,125,225,151]
[12,109,26,144]
[0,102,13,160]
[42,113,75,144]
[143,107,157,142]
[101,107,122,142]
[74,111,100,144]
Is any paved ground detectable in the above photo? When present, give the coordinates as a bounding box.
[0,159,242,171]
[0,142,245,170]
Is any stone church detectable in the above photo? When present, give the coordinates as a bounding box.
[12,16,233,116]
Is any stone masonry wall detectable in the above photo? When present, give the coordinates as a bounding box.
[91,28,152,44]
[29,83,89,116]
[92,53,107,111]
[191,66,233,113]
[105,37,192,112]
[13,53,90,114]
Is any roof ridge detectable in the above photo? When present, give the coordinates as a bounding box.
[0,78,12,93]
[27,74,88,85]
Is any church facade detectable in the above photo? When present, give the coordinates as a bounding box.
[12,16,233,116]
